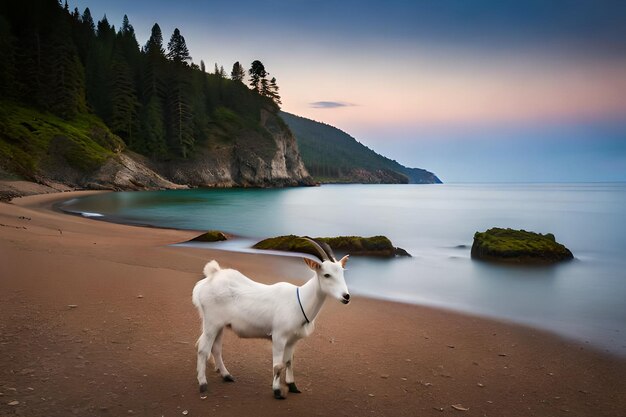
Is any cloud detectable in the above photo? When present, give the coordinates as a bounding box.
[309,101,355,109]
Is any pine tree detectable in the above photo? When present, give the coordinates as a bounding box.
[139,94,167,156]
[72,8,95,65]
[200,60,206,73]
[141,64,165,102]
[164,49,194,157]
[230,61,245,82]
[86,16,116,119]
[166,28,191,65]
[138,63,167,155]
[109,54,139,143]
[214,62,219,75]
[145,23,165,59]
[167,71,194,157]
[116,15,140,68]
[46,14,87,119]
[82,8,95,33]
[248,60,267,93]
[260,76,270,98]
[97,15,115,40]
[269,77,282,106]
[143,23,166,91]
[139,24,167,156]
[50,50,86,119]
[121,15,132,34]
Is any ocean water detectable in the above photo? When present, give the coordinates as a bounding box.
[60,184,626,355]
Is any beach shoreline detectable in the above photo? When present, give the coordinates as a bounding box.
[1,190,625,416]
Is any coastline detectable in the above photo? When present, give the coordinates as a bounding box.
[1,191,625,416]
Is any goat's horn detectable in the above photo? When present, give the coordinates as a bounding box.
[301,237,330,262]
[318,240,337,262]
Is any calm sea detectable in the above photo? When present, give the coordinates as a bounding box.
[60,184,626,355]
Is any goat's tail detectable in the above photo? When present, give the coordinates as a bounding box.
[192,260,221,309]
[203,260,221,278]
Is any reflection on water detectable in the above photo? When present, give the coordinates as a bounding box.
[60,184,626,355]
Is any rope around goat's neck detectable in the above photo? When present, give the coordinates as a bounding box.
[296,287,310,324]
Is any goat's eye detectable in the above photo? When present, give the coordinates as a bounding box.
[323,273,331,278]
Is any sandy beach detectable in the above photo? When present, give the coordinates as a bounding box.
[1,191,625,417]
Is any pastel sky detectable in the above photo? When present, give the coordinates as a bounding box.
[73,0,626,182]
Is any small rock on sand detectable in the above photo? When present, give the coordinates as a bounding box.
[68,304,78,309]
[8,400,19,406]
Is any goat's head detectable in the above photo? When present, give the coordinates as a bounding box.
[302,237,350,304]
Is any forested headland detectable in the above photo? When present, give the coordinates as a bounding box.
[281,112,441,184]
[0,0,311,189]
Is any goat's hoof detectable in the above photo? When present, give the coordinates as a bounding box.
[223,374,235,382]
[273,389,286,400]
[199,383,208,397]
[287,383,302,393]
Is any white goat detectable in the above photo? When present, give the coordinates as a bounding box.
[192,238,350,399]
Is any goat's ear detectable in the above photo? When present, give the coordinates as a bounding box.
[340,254,349,268]
[304,258,321,270]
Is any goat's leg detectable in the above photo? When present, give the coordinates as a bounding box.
[284,342,302,393]
[211,327,234,382]
[196,329,218,397]
[271,336,287,399]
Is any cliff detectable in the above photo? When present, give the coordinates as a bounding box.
[0,100,311,192]
[152,108,310,187]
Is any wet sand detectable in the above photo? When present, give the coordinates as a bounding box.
[0,191,624,416]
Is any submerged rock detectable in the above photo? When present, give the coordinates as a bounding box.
[471,228,573,264]
[190,230,229,242]
[253,235,411,258]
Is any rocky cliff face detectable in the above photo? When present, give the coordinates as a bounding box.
[151,109,312,188]
[2,106,312,192]
[88,153,186,190]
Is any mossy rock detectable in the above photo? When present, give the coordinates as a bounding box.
[471,228,573,264]
[253,235,410,258]
[190,230,229,242]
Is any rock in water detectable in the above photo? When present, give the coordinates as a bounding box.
[471,228,573,264]
[189,230,229,242]
[253,235,411,258]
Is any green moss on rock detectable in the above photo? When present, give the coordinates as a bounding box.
[190,230,229,242]
[253,235,410,258]
[471,228,573,264]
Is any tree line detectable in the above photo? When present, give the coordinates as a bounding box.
[0,0,283,159]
